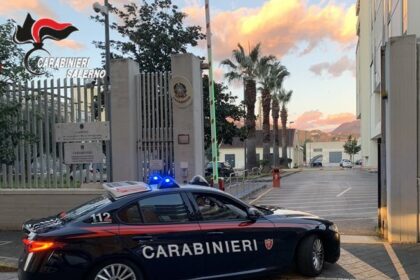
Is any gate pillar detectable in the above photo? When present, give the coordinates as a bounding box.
[110,59,139,181]
[171,54,205,183]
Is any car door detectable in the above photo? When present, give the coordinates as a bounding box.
[117,192,203,280]
[188,191,278,277]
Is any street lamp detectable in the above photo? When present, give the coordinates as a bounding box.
[93,0,112,180]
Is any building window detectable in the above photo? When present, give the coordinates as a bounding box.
[224,154,235,168]
[313,148,323,153]
[402,0,408,33]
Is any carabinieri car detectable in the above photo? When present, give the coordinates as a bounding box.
[18,176,340,280]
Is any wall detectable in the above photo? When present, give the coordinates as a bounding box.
[0,189,104,230]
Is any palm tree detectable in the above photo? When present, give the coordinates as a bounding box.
[271,93,280,167]
[257,61,289,170]
[221,43,274,169]
[279,89,293,167]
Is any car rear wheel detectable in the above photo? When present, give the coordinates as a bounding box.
[296,235,324,277]
[89,260,143,280]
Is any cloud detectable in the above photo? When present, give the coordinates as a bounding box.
[184,0,357,60]
[63,0,140,12]
[310,56,355,77]
[53,39,85,50]
[294,110,355,131]
[0,0,55,18]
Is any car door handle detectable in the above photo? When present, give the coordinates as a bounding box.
[207,231,224,235]
[133,235,154,242]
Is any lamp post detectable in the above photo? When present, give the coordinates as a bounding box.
[93,0,112,180]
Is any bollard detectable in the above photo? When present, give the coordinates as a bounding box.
[272,168,281,188]
[218,178,225,191]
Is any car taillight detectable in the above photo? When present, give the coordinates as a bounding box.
[22,239,63,253]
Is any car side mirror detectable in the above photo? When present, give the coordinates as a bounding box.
[247,207,260,221]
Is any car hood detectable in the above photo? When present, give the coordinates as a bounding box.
[256,205,319,218]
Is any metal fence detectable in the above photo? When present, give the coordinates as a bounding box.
[224,168,267,199]
[136,72,174,182]
[0,78,109,188]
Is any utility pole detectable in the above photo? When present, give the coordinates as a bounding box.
[205,0,219,186]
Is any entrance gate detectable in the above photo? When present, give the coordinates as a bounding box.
[0,78,109,188]
[136,72,174,181]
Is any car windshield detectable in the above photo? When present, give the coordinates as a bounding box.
[59,195,112,222]
[206,162,222,168]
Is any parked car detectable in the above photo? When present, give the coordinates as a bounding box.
[355,159,363,166]
[205,162,235,177]
[311,161,323,167]
[70,163,107,182]
[340,159,353,168]
[19,177,340,280]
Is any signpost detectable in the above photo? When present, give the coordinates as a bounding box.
[64,143,104,164]
[55,122,110,142]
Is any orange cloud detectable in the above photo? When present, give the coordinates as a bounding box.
[294,110,356,131]
[0,0,55,18]
[310,56,355,77]
[184,0,357,60]
[63,0,135,12]
[53,39,85,50]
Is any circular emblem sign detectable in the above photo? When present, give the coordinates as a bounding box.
[170,76,193,108]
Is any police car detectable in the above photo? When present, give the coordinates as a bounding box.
[18,176,340,280]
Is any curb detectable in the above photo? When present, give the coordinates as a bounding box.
[0,257,18,272]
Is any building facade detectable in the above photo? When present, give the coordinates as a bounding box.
[306,141,361,167]
[219,129,303,170]
[357,0,420,242]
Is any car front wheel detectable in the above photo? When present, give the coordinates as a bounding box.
[89,260,143,280]
[296,235,324,277]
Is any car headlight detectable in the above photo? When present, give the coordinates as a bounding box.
[328,224,339,233]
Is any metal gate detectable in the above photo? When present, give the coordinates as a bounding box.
[136,72,174,181]
[0,78,109,188]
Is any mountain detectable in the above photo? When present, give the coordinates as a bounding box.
[331,120,360,136]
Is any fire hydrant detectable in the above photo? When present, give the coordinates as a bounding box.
[272,168,281,188]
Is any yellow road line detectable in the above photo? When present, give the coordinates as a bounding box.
[249,187,273,204]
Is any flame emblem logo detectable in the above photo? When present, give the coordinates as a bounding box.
[13,13,78,75]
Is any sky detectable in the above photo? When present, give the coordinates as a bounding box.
[0,0,358,132]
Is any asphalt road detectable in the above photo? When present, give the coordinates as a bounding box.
[253,168,378,235]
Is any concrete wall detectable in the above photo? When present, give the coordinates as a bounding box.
[110,59,139,181]
[0,189,104,230]
[385,35,418,243]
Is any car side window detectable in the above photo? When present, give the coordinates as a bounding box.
[118,204,142,224]
[193,193,247,221]
[139,193,190,224]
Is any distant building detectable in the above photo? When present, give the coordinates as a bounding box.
[219,129,303,169]
[306,141,361,167]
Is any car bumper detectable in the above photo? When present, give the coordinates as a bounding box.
[324,231,340,263]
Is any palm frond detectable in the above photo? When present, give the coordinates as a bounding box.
[249,43,262,63]
[220,59,237,70]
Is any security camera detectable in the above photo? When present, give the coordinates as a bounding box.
[93,2,102,13]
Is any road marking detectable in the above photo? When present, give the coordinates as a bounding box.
[249,188,273,205]
[0,241,12,246]
[337,187,352,197]
[384,243,410,280]
[339,248,392,279]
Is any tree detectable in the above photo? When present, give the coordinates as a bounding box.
[257,61,289,170]
[279,88,292,168]
[0,20,38,165]
[92,0,205,72]
[202,75,245,155]
[271,93,280,167]
[343,135,361,163]
[221,43,274,169]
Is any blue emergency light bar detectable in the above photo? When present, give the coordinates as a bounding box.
[147,174,180,189]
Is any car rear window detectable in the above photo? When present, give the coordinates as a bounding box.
[60,195,112,222]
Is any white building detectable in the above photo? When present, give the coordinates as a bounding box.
[356,0,420,242]
[306,141,361,167]
[219,129,303,169]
